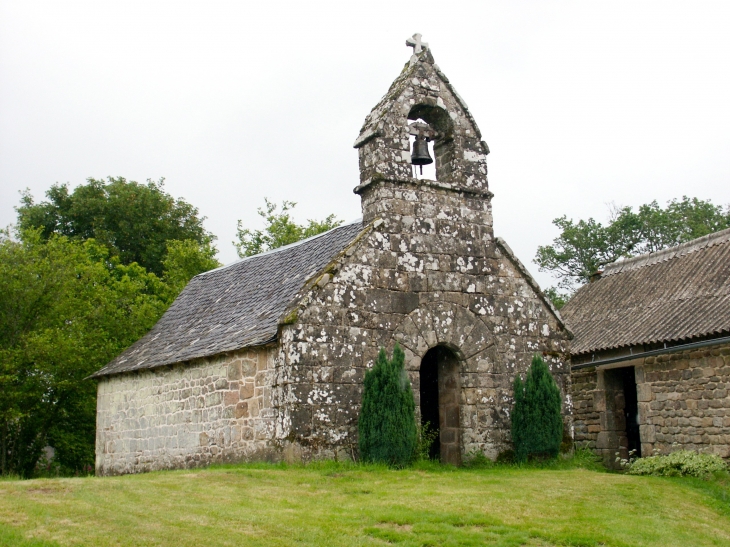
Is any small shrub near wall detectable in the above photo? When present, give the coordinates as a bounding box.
[511,354,563,462]
[358,344,417,467]
[625,450,727,479]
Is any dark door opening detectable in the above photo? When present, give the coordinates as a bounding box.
[601,365,642,466]
[419,350,440,460]
[419,345,461,464]
[619,367,641,457]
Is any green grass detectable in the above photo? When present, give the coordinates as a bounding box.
[1,457,729,546]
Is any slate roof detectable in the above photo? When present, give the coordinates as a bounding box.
[93,220,365,377]
[561,227,730,356]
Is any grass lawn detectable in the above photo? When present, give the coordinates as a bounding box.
[1,458,729,547]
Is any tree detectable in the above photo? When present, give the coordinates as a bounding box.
[4,176,219,477]
[0,229,171,477]
[358,344,417,467]
[234,198,342,258]
[162,239,220,297]
[535,196,730,299]
[511,355,563,463]
[16,177,215,276]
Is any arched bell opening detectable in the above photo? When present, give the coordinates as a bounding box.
[419,345,461,465]
[407,104,455,183]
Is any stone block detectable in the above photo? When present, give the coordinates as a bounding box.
[640,424,656,443]
[637,383,653,402]
[224,391,239,407]
[596,431,618,450]
[593,390,607,413]
[227,362,242,381]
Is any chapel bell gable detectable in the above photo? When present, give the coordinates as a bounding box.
[353,34,491,194]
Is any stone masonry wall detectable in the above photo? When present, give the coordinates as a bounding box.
[95,346,280,475]
[572,341,730,465]
[571,366,599,451]
[275,181,572,462]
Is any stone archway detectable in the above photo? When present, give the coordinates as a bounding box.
[420,345,461,464]
[392,302,496,464]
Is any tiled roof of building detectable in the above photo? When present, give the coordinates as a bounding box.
[93,220,365,377]
[561,227,730,356]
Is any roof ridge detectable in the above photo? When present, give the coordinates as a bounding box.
[197,218,363,277]
[603,226,730,277]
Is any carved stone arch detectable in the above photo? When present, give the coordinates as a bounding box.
[408,103,454,140]
[407,103,458,183]
[392,302,495,465]
[392,302,495,369]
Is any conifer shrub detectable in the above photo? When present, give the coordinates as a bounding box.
[358,344,417,467]
[511,354,563,462]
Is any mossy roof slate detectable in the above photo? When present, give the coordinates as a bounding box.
[93,220,364,377]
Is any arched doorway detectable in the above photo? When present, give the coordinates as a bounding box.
[419,345,461,465]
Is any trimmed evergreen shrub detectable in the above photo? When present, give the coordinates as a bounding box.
[358,344,417,467]
[511,354,563,462]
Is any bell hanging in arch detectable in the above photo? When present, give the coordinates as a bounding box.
[411,135,433,175]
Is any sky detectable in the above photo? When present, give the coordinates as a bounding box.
[1,1,729,290]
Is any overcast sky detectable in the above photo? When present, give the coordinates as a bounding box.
[2,1,729,289]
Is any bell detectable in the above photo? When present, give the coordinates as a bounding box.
[411,135,433,174]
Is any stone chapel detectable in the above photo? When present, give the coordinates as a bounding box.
[93,36,572,476]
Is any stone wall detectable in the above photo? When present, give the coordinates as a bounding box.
[275,181,572,462]
[571,366,600,451]
[95,346,280,475]
[572,341,730,466]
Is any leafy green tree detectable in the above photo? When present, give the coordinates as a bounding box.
[0,230,170,477]
[16,177,214,276]
[535,197,730,300]
[511,355,564,463]
[234,198,342,258]
[358,344,417,467]
[542,287,569,311]
[162,239,220,296]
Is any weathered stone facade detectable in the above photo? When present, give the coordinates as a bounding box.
[96,347,278,475]
[276,186,571,463]
[95,38,572,475]
[572,342,730,467]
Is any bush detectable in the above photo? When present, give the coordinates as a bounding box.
[626,450,727,479]
[358,344,417,467]
[413,421,439,462]
[511,354,563,462]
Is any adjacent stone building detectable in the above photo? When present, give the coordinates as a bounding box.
[563,228,730,467]
[93,37,571,476]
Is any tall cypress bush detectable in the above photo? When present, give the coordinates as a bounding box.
[511,354,563,462]
[358,344,417,467]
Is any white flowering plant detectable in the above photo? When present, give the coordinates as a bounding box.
[623,449,727,479]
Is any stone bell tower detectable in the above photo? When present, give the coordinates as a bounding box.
[353,34,492,229]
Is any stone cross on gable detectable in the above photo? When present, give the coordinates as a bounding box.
[406,33,428,54]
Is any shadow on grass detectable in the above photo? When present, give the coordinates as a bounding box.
[459,447,607,473]
[203,447,606,476]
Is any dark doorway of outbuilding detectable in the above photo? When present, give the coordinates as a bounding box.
[601,366,641,464]
[619,367,641,457]
[419,345,461,465]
